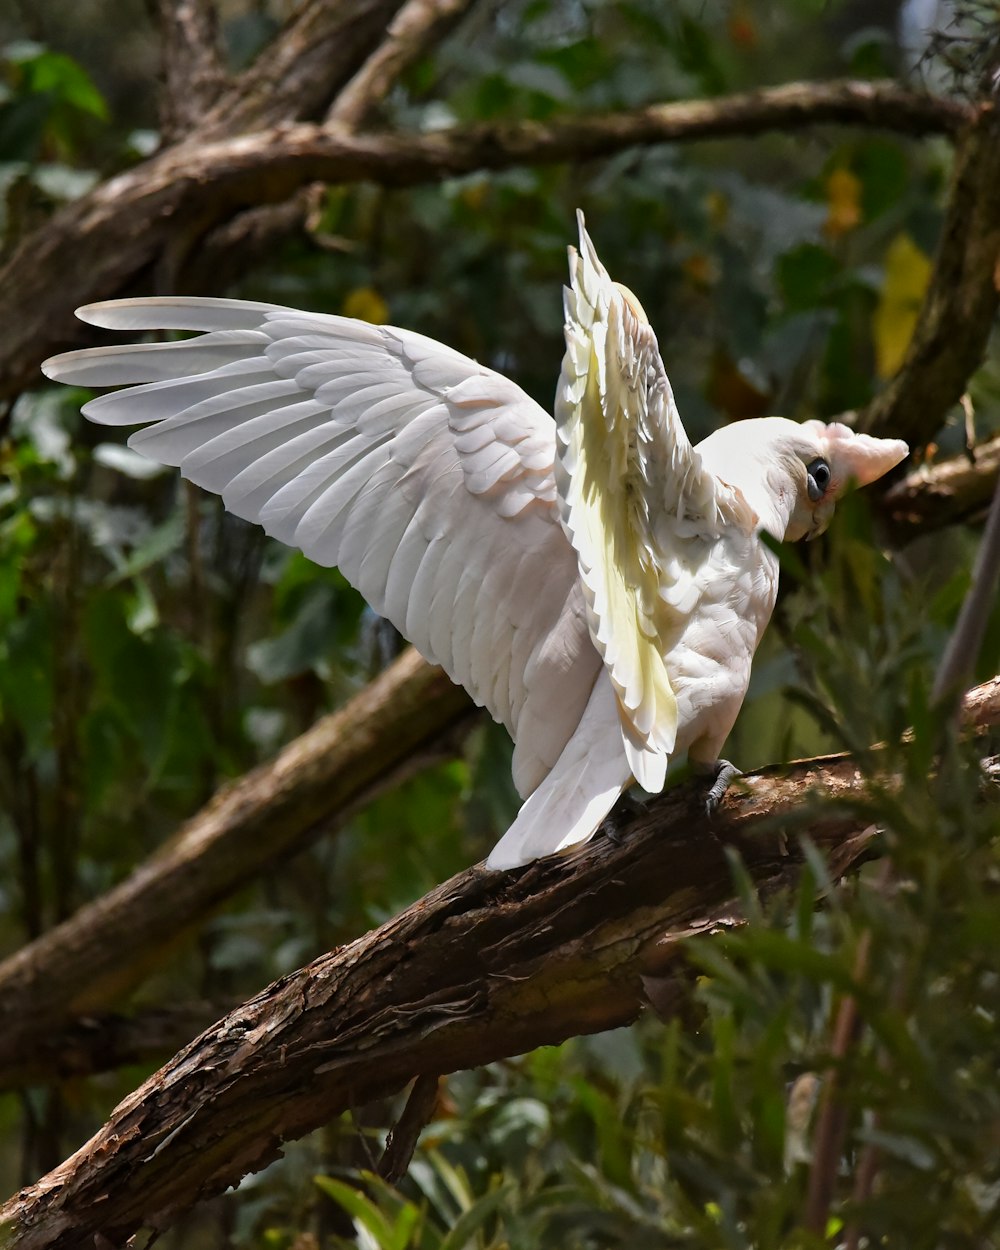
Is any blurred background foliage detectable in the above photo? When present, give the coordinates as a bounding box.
[0,0,999,1245]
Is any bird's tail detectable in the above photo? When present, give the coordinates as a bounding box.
[486,673,634,870]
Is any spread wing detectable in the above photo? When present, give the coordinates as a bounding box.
[43,297,602,799]
[556,214,748,790]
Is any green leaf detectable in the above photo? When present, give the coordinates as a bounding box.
[438,1180,512,1250]
[8,46,108,119]
[313,1174,402,1249]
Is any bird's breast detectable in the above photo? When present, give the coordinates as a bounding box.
[660,530,780,750]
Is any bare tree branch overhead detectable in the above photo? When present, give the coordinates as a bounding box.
[0,80,968,402]
[198,0,412,135]
[2,679,998,1248]
[329,0,479,128]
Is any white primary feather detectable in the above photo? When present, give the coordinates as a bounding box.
[41,220,908,871]
[45,299,601,815]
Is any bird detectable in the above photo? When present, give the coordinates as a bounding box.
[42,213,908,870]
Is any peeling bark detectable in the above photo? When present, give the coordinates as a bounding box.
[3,704,998,1248]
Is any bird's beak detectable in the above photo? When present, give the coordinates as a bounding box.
[806,498,835,540]
[830,429,909,489]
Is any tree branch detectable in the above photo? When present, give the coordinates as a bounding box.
[200,0,409,136]
[0,649,474,1082]
[377,1075,441,1184]
[149,0,228,141]
[879,432,1000,540]
[3,684,999,1248]
[860,100,1000,446]
[329,0,478,129]
[1,79,966,402]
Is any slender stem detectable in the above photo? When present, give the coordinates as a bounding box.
[931,473,1000,714]
[378,1075,441,1183]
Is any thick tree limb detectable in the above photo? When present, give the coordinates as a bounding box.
[0,79,967,401]
[189,0,480,276]
[861,101,1000,446]
[150,0,228,141]
[200,0,409,136]
[3,683,999,1249]
[329,0,479,128]
[0,649,473,1081]
[880,432,1000,540]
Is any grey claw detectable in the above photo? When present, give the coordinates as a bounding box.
[705,760,742,816]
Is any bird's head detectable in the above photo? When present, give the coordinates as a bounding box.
[697,417,909,543]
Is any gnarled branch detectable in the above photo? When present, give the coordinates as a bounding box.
[199,0,410,135]
[3,678,998,1249]
[0,79,967,401]
[329,0,478,128]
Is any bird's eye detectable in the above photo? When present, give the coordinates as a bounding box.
[806,457,831,502]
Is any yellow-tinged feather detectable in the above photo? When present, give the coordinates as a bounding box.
[562,294,678,755]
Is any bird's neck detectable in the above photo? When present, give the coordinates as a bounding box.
[698,441,797,543]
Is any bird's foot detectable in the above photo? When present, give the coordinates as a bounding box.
[698,759,742,816]
[601,790,649,846]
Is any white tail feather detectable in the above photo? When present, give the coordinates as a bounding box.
[485,674,633,869]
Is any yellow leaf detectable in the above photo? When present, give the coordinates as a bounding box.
[341,286,389,324]
[873,233,932,379]
[823,167,862,239]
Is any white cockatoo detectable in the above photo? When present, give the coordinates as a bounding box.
[42,214,908,870]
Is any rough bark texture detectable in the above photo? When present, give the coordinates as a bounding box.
[329,0,479,128]
[152,0,228,141]
[3,681,998,1248]
[0,785,902,1245]
[881,432,1000,540]
[198,0,409,135]
[0,649,473,1080]
[0,80,967,402]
